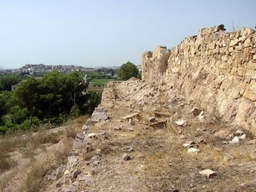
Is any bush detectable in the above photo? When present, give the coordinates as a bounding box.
[0,126,8,134]
[69,105,81,119]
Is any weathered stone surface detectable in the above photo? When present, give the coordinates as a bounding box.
[142,25,256,134]
[91,107,108,121]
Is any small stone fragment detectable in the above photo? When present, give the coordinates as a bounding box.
[187,148,200,153]
[198,111,204,121]
[76,133,85,140]
[127,127,134,131]
[175,119,187,126]
[183,143,192,147]
[129,118,135,125]
[95,149,101,155]
[239,134,246,140]
[146,116,155,122]
[199,169,216,178]
[235,130,244,136]
[64,170,70,175]
[114,126,122,131]
[122,153,131,160]
[88,133,97,139]
[86,145,92,153]
[191,107,201,116]
[229,136,240,144]
[121,146,133,152]
[72,170,82,178]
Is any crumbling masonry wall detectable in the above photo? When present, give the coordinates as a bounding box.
[142,26,256,132]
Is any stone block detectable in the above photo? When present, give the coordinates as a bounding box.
[244,38,251,48]
[230,39,240,47]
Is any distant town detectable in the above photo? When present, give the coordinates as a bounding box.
[0,64,142,76]
[0,64,115,76]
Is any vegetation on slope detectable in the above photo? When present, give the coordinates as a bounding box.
[0,71,101,133]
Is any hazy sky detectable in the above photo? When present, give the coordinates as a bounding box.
[1,0,255,69]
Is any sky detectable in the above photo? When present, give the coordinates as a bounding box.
[0,0,255,69]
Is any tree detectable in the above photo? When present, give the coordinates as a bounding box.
[0,76,20,91]
[15,77,39,126]
[37,71,67,118]
[0,91,13,118]
[116,61,139,80]
[65,72,88,107]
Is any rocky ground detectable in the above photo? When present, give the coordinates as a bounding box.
[41,78,256,192]
[2,78,256,192]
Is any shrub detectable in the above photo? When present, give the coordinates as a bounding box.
[69,105,81,119]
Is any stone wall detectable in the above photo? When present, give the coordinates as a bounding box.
[142,25,256,132]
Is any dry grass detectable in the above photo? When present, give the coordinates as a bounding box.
[23,138,73,192]
[0,115,88,192]
[0,156,17,173]
[24,165,48,192]
[65,115,88,138]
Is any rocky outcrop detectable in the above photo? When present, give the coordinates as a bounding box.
[142,25,256,133]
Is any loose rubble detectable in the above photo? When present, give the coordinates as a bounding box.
[40,78,256,191]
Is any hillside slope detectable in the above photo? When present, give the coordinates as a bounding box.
[43,78,256,191]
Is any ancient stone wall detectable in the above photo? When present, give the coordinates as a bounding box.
[142,25,256,132]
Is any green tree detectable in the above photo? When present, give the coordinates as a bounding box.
[0,76,20,91]
[15,77,39,126]
[116,61,139,80]
[37,71,67,118]
[80,91,102,114]
[65,72,88,106]
[0,91,12,118]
